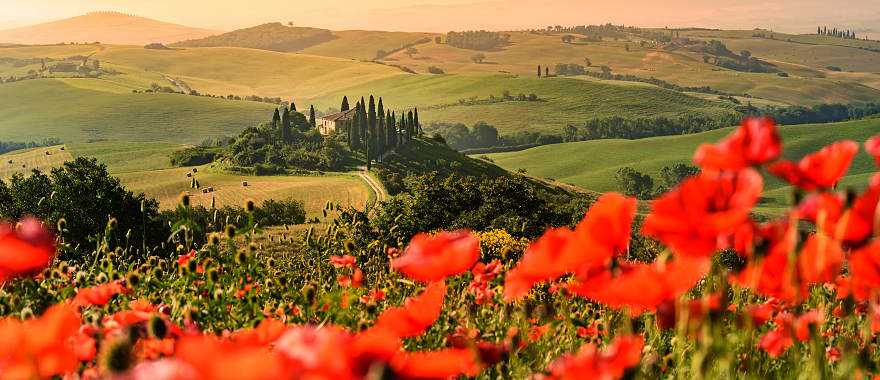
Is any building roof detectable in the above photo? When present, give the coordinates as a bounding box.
[320,108,357,122]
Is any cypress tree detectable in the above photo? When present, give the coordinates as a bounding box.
[386,109,395,148]
[377,98,385,157]
[368,96,377,155]
[341,96,350,112]
[290,99,297,112]
[271,108,281,127]
[414,108,421,136]
[350,102,362,149]
[309,105,317,128]
[359,97,367,144]
[407,110,415,139]
[280,105,291,142]
[537,65,541,77]
[400,112,407,142]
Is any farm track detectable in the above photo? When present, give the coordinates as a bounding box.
[357,170,387,203]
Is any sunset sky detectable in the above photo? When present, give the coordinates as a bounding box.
[1,0,878,35]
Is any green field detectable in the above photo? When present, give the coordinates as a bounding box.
[483,117,880,213]
[303,73,739,134]
[301,30,435,60]
[0,78,274,143]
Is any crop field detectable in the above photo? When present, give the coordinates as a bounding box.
[301,30,435,60]
[115,166,371,216]
[0,145,72,178]
[483,117,880,213]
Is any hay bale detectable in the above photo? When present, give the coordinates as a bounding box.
[186,173,192,178]
[242,181,248,187]
[192,168,198,173]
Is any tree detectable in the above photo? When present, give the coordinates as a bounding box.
[341,96,350,112]
[545,66,549,77]
[308,105,317,128]
[279,105,291,142]
[350,102,362,149]
[368,96,377,156]
[563,125,578,142]
[377,98,386,157]
[290,99,297,112]
[386,110,396,149]
[471,53,486,64]
[615,167,654,199]
[659,163,699,190]
[413,108,421,136]
[407,110,415,139]
[740,50,752,59]
[471,121,498,147]
[271,108,282,128]
[537,65,542,77]
[561,35,574,43]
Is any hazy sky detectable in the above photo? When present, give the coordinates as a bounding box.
[1,0,878,35]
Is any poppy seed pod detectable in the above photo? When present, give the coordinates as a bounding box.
[207,268,219,283]
[99,337,134,374]
[225,225,236,239]
[125,272,141,288]
[208,233,220,246]
[147,315,168,339]
[245,199,255,213]
[234,250,248,265]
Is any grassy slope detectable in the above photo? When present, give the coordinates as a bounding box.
[484,118,880,212]
[0,78,274,143]
[384,31,880,105]
[381,138,509,178]
[304,73,739,134]
[0,145,72,178]
[301,30,435,60]
[92,45,403,100]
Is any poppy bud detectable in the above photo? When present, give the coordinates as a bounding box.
[235,250,248,265]
[225,225,236,239]
[208,233,220,246]
[19,307,34,319]
[56,218,67,231]
[99,337,134,374]
[125,272,141,288]
[107,218,118,231]
[147,315,168,339]
[302,284,317,305]
[96,272,108,283]
[244,199,255,213]
[187,258,198,274]
[249,243,258,254]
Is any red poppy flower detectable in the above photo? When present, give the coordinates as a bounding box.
[0,304,81,378]
[768,140,859,191]
[796,193,845,238]
[0,217,55,281]
[693,117,781,171]
[568,256,711,314]
[504,193,636,301]
[391,230,479,282]
[330,255,356,269]
[797,234,844,287]
[758,312,794,358]
[175,335,289,380]
[793,310,822,342]
[848,240,880,301]
[867,134,880,167]
[643,169,762,257]
[177,249,196,267]
[839,178,880,243]
[73,281,127,307]
[372,281,446,338]
[545,334,644,380]
[391,348,483,379]
[231,318,288,346]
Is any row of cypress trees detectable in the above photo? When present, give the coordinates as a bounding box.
[341,95,422,169]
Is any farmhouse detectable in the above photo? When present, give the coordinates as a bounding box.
[317,108,356,135]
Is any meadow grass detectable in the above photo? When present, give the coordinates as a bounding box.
[483,117,880,213]
[0,78,274,143]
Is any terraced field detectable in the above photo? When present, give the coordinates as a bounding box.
[0,145,72,178]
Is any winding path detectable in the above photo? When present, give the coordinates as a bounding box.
[356,169,387,203]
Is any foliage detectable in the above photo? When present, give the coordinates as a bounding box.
[0,138,62,155]
[615,167,654,199]
[173,23,336,52]
[445,30,510,51]
[0,157,165,260]
[169,147,218,167]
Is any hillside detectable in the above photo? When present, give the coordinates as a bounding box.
[173,23,336,52]
[483,117,880,213]
[303,73,741,134]
[0,79,274,143]
[301,30,435,60]
[0,12,219,45]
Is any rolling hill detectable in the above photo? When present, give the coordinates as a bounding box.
[0,78,274,143]
[173,23,336,52]
[482,117,880,213]
[0,12,219,45]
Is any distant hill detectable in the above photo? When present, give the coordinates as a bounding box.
[173,23,336,52]
[0,12,220,45]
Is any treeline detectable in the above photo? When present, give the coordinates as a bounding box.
[173,23,335,52]
[761,102,880,125]
[445,31,510,51]
[341,95,421,169]
[139,83,283,105]
[426,121,562,152]
[0,138,62,155]
[538,24,633,41]
[580,68,735,96]
[817,26,868,40]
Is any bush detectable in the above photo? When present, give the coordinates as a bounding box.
[427,66,445,74]
[254,199,306,226]
[170,147,217,167]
